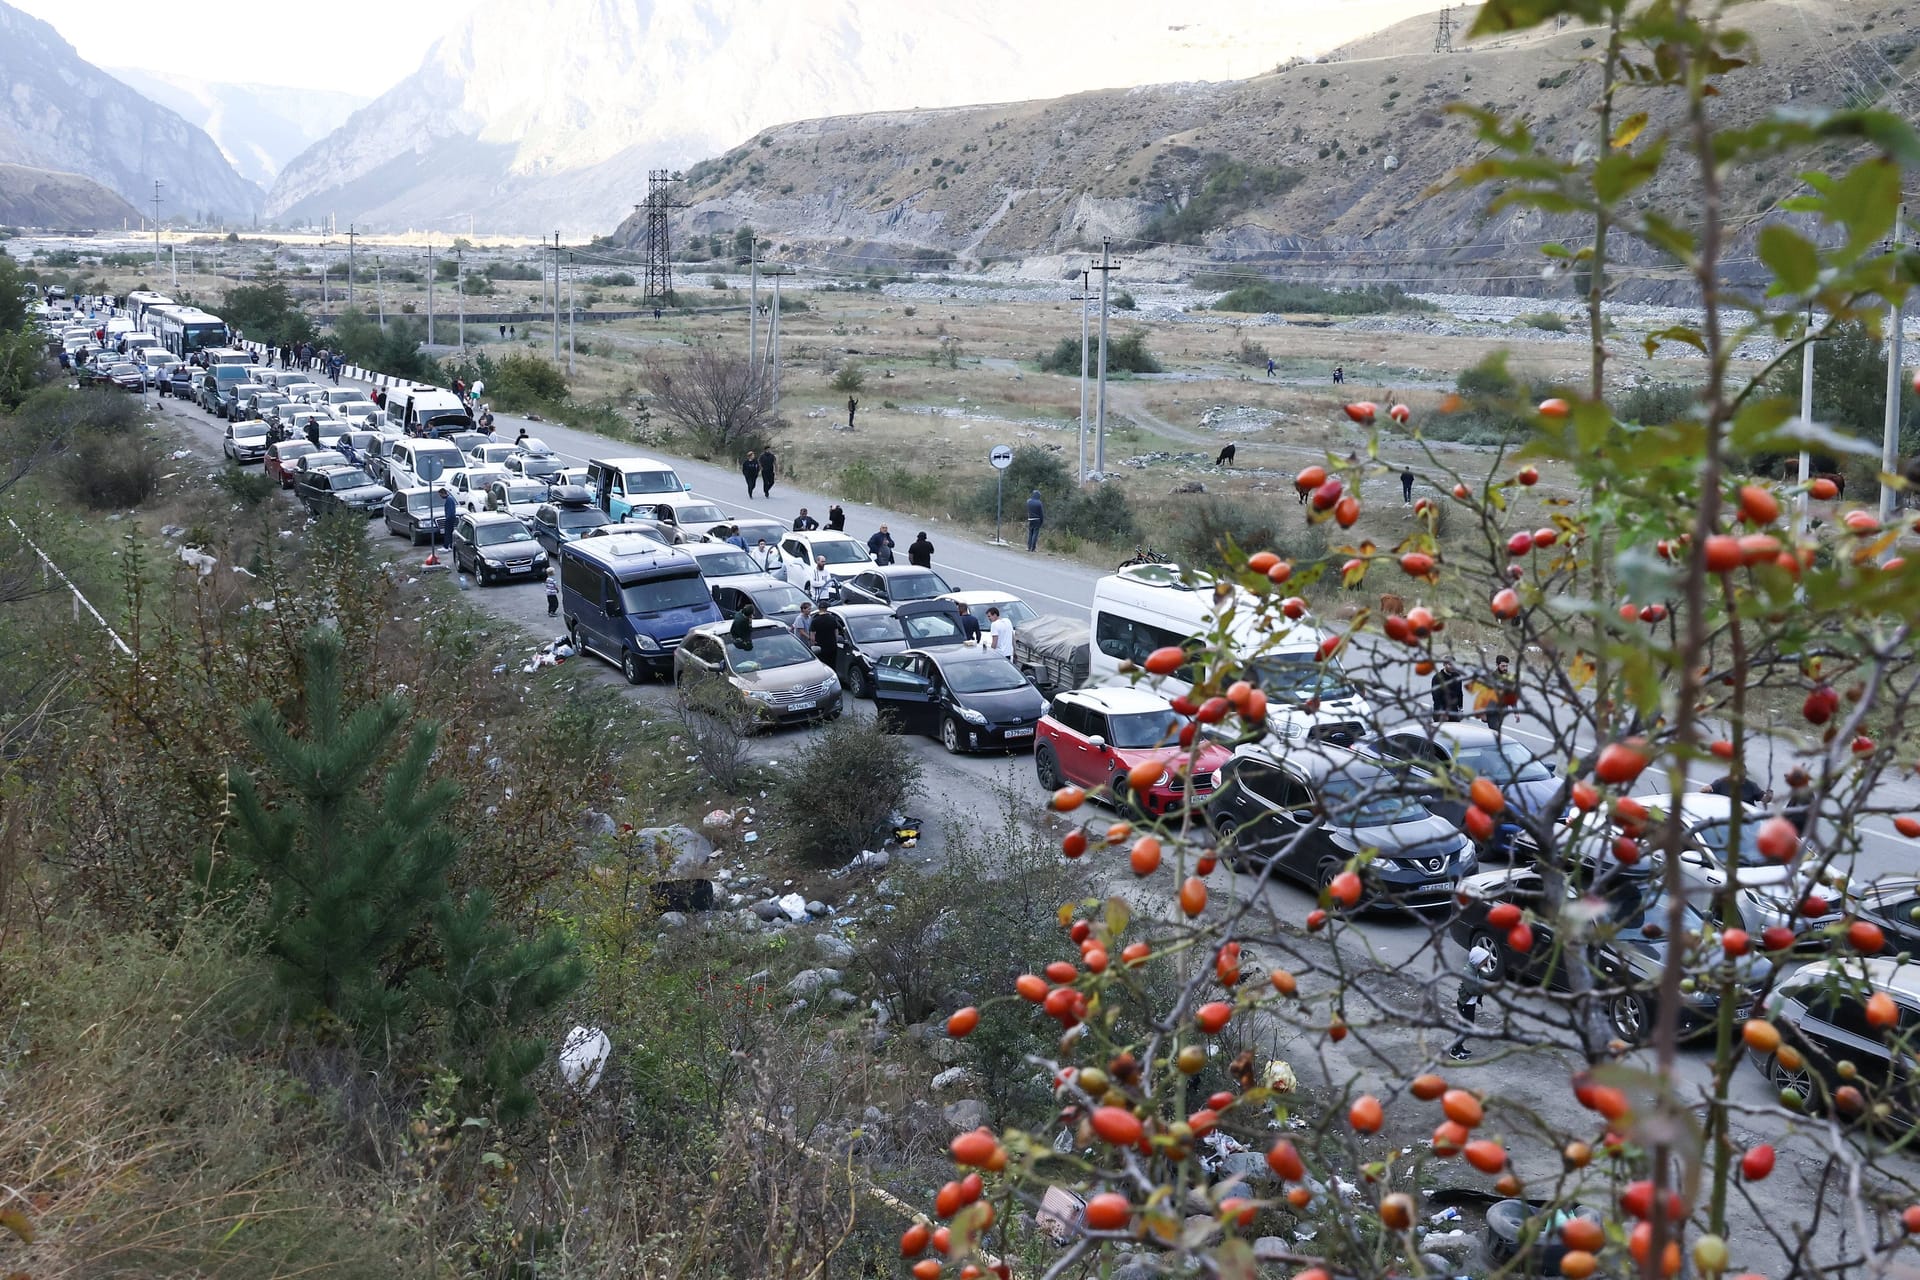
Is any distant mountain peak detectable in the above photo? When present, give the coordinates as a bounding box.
[107,69,369,190]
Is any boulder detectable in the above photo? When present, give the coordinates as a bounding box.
[942,1098,991,1131]
[931,1066,973,1090]
[1253,1237,1289,1262]
[751,899,787,922]
[785,968,843,996]
[929,1036,967,1066]
[635,824,716,877]
[658,911,688,928]
[813,934,856,963]
[826,987,860,1010]
[583,810,618,837]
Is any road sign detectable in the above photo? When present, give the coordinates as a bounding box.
[990,446,1014,544]
[990,444,1014,469]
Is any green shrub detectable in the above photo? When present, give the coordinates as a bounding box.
[1519,311,1569,332]
[1237,336,1271,367]
[829,361,865,392]
[838,459,946,509]
[1062,482,1139,544]
[215,465,276,507]
[1138,156,1303,245]
[1037,331,1161,374]
[1163,497,1329,571]
[1113,290,1137,311]
[1209,280,1435,315]
[774,717,923,865]
[58,409,160,508]
[1615,381,1699,426]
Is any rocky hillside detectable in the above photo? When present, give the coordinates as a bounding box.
[0,163,142,229]
[0,1,260,222]
[109,70,367,191]
[265,0,1434,235]
[636,0,1917,301]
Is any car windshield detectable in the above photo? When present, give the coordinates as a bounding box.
[1248,653,1360,703]
[888,571,951,601]
[624,468,680,494]
[672,503,726,524]
[277,444,315,459]
[750,585,810,615]
[519,456,563,475]
[476,522,534,546]
[815,540,871,565]
[403,493,434,512]
[986,598,1040,625]
[255,393,287,406]
[330,469,374,488]
[1603,882,1709,940]
[726,630,815,672]
[944,657,1029,694]
[696,550,758,576]
[232,426,267,441]
[621,571,712,615]
[1321,771,1429,827]
[558,508,609,533]
[902,612,965,644]
[500,483,546,504]
[1691,820,1764,867]
[1454,741,1553,784]
[1108,708,1184,749]
[846,614,907,644]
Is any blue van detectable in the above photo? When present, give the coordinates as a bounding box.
[585,456,690,522]
[560,535,722,682]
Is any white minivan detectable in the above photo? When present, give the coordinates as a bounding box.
[1087,563,1375,745]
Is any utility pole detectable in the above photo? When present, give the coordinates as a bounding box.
[376,259,385,327]
[169,245,177,292]
[1882,204,1908,523]
[151,180,163,267]
[553,231,562,366]
[568,251,576,375]
[764,265,793,403]
[1798,304,1815,535]
[347,223,356,309]
[1071,268,1093,481]
[744,235,762,368]
[1434,6,1454,52]
[426,234,435,347]
[456,247,464,350]
[1091,239,1119,475]
[641,170,686,306]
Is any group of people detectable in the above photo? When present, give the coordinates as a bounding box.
[740,449,779,498]
[264,341,342,382]
[1429,655,1515,732]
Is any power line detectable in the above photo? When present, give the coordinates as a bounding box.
[640,170,688,306]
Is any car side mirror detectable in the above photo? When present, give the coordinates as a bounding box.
[1291,809,1316,824]
[1088,735,1107,750]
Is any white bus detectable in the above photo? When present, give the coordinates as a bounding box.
[125,291,176,328]
[148,305,228,359]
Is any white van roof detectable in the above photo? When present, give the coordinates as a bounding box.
[1092,563,1319,651]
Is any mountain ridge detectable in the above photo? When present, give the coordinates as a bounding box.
[622,0,1913,303]
[0,163,143,229]
[107,70,368,190]
[0,0,260,222]
[265,0,1441,235]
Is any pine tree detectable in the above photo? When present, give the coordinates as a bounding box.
[227,627,461,1032]
[416,890,586,1123]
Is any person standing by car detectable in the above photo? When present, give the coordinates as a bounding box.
[1482,654,1513,733]
[907,532,934,568]
[955,601,982,643]
[1447,945,1493,1060]
[805,555,836,606]
[741,449,759,498]
[827,504,846,532]
[758,447,778,498]
[1431,659,1465,722]
[810,602,841,670]
[793,600,816,647]
[438,487,457,550]
[868,525,895,565]
[985,605,1015,655]
[545,571,559,617]
[754,538,785,579]
[792,508,819,531]
[1025,489,1045,552]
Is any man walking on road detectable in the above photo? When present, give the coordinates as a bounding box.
[1431,658,1465,722]
[741,450,759,498]
[907,532,934,567]
[758,447,778,498]
[1401,466,1416,505]
[1025,489,1045,552]
[1266,357,1275,378]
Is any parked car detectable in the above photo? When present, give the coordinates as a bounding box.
[560,536,722,683]
[711,577,812,634]
[219,381,265,419]
[1036,687,1231,816]
[246,391,290,423]
[673,619,843,727]
[296,465,391,519]
[222,420,270,463]
[469,441,523,467]
[778,530,873,581]
[873,646,1046,754]
[291,451,348,478]
[840,564,955,607]
[824,601,969,698]
[943,590,1040,628]
[383,488,441,544]
[264,440,318,488]
[1451,862,1767,1045]
[684,543,772,595]
[443,466,511,512]
[627,496,730,532]
[1750,956,1920,1120]
[725,518,790,551]
[506,450,566,482]
[530,489,613,556]
[1354,721,1559,855]
[1209,743,1474,910]
[485,478,551,520]
[450,511,549,584]
[335,399,382,430]
[167,365,195,398]
[1821,876,1920,955]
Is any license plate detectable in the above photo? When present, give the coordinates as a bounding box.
[1003,727,1034,738]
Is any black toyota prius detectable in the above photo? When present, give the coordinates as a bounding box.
[873,645,1046,754]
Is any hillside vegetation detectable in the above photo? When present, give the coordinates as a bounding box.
[647,0,1920,300]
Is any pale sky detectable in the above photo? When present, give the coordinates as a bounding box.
[13,0,1440,99]
[12,0,488,96]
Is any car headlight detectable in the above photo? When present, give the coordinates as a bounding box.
[482,557,502,567]
[633,634,662,652]
[959,706,987,726]
[533,552,548,563]
[746,689,774,701]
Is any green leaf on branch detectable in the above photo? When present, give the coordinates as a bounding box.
[1592,140,1666,203]
[1611,112,1650,149]
[1758,225,1820,295]
[1470,0,1612,36]
[1644,326,1706,356]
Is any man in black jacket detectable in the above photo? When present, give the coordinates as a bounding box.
[792,508,819,531]
[907,532,934,567]
[758,448,778,498]
[867,524,895,565]
[741,450,759,498]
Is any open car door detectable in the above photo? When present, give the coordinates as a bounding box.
[873,654,940,738]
